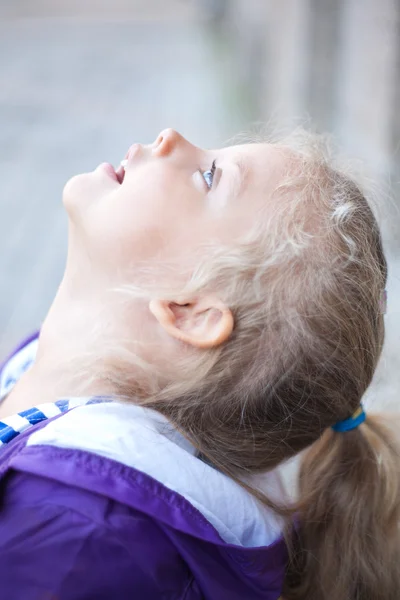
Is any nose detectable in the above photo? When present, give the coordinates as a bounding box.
[152,128,191,157]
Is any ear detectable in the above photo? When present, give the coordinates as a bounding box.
[149,296,234,349]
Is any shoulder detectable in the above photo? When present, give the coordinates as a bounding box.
[23,401,285,546]
[0,468,197,600]
[0,401,288,599]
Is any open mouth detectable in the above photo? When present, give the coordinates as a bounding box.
[115,159,127,184]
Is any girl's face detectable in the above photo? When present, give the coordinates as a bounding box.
[63,129,284,282]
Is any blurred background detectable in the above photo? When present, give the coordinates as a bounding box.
[0,0,399,409]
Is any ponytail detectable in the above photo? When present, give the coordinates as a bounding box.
[284,414,400,600]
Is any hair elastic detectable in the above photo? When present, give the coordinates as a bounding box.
[332,405,366,433]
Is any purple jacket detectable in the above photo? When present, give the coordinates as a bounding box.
[0,337,288,599]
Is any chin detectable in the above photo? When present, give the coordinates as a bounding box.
[62,172,94,215]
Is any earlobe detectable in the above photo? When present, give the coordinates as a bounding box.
[149,297,234,349]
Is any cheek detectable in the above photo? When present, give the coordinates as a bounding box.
[87,173,204,266]
[87,192,175,265]
[111,170,195,233]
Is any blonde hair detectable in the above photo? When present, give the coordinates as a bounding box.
[104,130,399,600]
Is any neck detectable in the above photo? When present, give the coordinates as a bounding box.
[0,277,133,417]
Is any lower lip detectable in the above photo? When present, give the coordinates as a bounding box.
[98,162,119,183]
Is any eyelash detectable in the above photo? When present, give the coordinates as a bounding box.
[201,159,217,190]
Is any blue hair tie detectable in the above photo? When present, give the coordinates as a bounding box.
[332,405,366,433]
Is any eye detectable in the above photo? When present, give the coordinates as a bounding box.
[201,159,216,190]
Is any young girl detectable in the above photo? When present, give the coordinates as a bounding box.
[0,128,397,600]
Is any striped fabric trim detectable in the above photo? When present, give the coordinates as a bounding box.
[0,396,112,447]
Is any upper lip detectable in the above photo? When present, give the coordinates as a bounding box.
[126,143,142,162]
